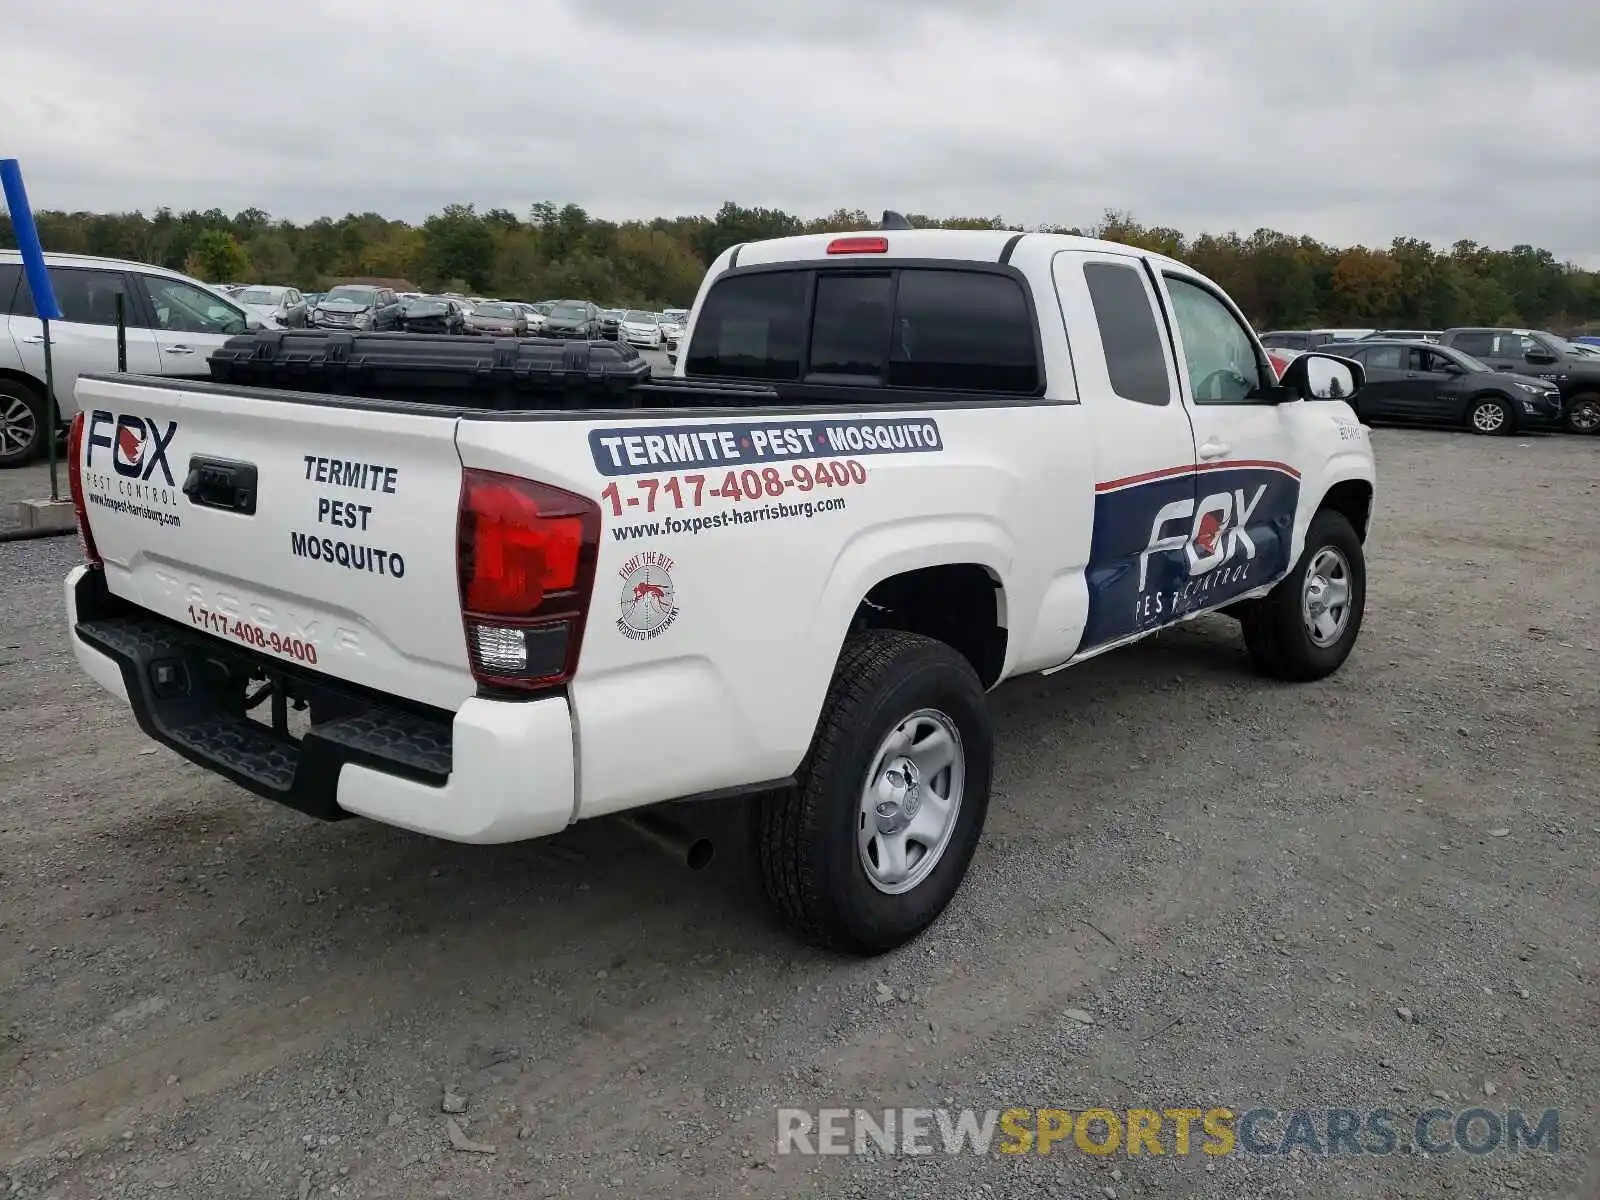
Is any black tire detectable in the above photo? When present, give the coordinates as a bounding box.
[0,379,47,468]
[1564,392,1600,435]
[1467,394,1514,436]
[1241,508,1365,682]
[755,630,993,954]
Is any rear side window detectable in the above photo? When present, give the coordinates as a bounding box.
[685,271,808,380]
[13,267,134,326]
[1364,345,1404,369]
[1450,331,1493,356]
[888,270,1037,392]
[1083,262,1170,406]
[0,263,21,314]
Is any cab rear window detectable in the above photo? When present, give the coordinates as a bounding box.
[686,266,1040,395]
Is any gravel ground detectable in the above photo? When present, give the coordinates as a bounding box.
[0,462,63,534]
[1,428,1596,1200]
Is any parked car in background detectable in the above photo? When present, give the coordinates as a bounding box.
[657,312,686,349]
[1569,342,1600,359]
[661,307,689,323]
[399,296,467,335]
[1439,327,1600,433]
[1260,329,1356,354]
[312,285,404,331]
[302,291,326,312]
[540,299,602,339]
[512,303,547,331]
[234,285,309,328]
[0,251,255,466]
[1324,339,1562,435]
[1361,329,1441,343]
[465,301,529,336]
[618,309,664,348]
[598,309,622,339]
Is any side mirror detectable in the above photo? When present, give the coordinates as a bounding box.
[1278,351,1363,402]
[1525,349,1558,364]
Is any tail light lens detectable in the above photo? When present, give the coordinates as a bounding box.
[457,469,599,691]
[66,411,103,567]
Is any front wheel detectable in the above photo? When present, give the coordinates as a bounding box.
[1564,392,1600,435]
[755,630,993,954]
[1241,508,1365,681]
[1468,395,1513,435]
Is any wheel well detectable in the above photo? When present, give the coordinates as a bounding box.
[0,369,45,400]
[1320,479,1373,543]
[852,564,1007,689]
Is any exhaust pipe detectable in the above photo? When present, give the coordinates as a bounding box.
[615,810,715,871]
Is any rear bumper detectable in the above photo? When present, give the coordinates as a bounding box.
[64,566,576,844]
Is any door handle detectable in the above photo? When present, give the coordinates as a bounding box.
[19,334,45,345]
[165,345,196,355]
[1198,439,1231,460]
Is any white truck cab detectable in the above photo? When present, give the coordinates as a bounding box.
[62,223,1374,953]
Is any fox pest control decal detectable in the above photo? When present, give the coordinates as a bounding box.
[287,454,407,579]
[618,550,677,640]
[82,410,184,528]
[1077,461,1302,653]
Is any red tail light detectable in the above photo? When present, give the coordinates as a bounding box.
[457,469,599,691]
[827,236,889,255]
[66,412,103,567]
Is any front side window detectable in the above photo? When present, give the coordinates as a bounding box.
[1163,276,1265,403]
[141,277,248,334]
[1083,261,1170,406]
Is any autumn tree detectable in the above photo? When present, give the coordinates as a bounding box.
[184,230,250,282]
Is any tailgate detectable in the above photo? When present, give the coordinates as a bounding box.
[75,377,473,710]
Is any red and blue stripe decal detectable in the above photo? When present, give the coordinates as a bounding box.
[1078,460,1302,653]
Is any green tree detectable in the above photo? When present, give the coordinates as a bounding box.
[184,230,250,282]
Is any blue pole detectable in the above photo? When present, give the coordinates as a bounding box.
[1,160,63,499]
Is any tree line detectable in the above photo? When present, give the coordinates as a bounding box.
[4,201,1597,333]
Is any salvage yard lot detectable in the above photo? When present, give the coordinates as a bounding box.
[1,429,1596,1200]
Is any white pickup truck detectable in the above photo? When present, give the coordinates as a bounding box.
[63,225,1375,953]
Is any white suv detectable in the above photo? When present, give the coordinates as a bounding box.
[0,251,255,467]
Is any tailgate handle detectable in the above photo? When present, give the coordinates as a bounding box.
[182,456,259,515]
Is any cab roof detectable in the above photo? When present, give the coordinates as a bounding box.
[727,228,1188,273]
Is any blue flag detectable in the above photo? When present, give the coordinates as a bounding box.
[1,159,63,322]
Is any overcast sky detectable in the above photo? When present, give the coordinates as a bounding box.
[4,0,1597,264]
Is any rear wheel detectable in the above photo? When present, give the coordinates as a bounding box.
[1241,508,1365,681]
[755,630,992,954]
[1565,392,1600,435]
[0,380,46,468]
[1468,395,1513,435]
